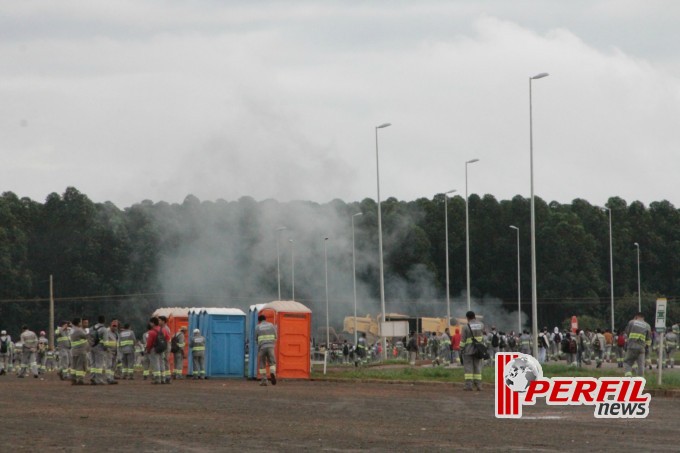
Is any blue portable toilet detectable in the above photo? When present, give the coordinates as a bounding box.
[199,308,246,378]
[247,304,266,379]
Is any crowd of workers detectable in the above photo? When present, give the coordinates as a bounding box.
[0,315,208,384]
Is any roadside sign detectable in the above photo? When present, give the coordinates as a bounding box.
[571,316,578,333]
[655,298,667,330]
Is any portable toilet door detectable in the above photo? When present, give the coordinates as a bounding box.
[202,308,246,378]
[259,301,312,379]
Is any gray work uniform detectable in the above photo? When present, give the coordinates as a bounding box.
[461,321,485,390]
[255,321,277,377]
[190,335,206,378]
[624,319,651,377]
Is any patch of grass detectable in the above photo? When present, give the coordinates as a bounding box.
[312,362,680,389]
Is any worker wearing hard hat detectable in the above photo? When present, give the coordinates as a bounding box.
[255,315,277,386]
[171,326,187,380]
[0,329,13,376]
[190,329,206,380]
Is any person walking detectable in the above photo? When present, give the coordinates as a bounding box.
[69,318,89,385]
[623,312,652,377]
[519,330,532,355]
[592,329,606,368]
[119,323,137,380]
[461,311,485,391]
[171,326,187,379]
[255,314,277,386]
[37,331,49,374]
[89,316,108,385]
[355,333,368,367]
[190,328,206,380]
[537,327,550,364]
[102,320,119,384]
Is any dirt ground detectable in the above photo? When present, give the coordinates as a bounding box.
[0,372,677,452]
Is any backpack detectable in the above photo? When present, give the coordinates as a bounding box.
[0,338,8,354]
[499,336,507,349]
[569,338,577,353]
[491,333,499,348]
[91,326,101,347]
[508,336,517,349]
[170,334,180,353]
[617,335,626,347]
[592,337,601,351]
[154,329,167,354]
[554,332,562,344]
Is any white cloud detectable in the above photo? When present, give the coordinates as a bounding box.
[2,2,680,207]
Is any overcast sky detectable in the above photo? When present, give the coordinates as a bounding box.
[2,1,680,209]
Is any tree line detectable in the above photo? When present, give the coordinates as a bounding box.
[0,187,677,336]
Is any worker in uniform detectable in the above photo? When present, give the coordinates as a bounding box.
[89,316,108,385]
[172,326,187,379]
[438,329,451,366]
[145,317,163,384]
[190,328,206,379]
[18,325,39,378]
[623,312,652,377]
[519,330,532,355]
[158,316,172,384]
[577,330,591,367]
[55,321,72,380]
[603,329,614,363]
[591,328,606,368]
[69,318,89,385]
[0,330,13,375]
[118,323,136,379]
[461,310,485,391]
[663,325,677,368]
[140,323,151,380]
[255,314,277,386]
[37,331,49,374]
[355,332,368,366]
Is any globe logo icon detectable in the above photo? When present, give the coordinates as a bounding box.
[504,354,543,393]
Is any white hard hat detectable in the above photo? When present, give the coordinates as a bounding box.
[0,330,6,335]
[193,329,200,334]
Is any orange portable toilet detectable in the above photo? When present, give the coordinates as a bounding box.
[152,307,189,375]
[258,301,312,379]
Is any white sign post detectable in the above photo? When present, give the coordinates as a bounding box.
[655,298,667,385]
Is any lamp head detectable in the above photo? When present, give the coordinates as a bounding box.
[531,72,549,80]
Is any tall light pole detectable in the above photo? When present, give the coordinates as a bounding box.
[529,71,549,359]
[275,226,287,300]
[324,237,330,349]
[352,212,363,346]
[289,239,295,300]
[510,225,521,334]
[375,122,391,359]
[634,242,641,312]
[602,206,614,332]
[465,158,479,311]
[444,190,457,326]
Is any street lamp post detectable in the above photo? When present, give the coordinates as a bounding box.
[375,122,391,359]
[529,71,549,359]
[324,237,329,349]
[444,190,457,326]
[510,225,521,334]
[352,212,363,346]
[289,239,295,300]
[465,158,479,311]
[602,206,614,332]
[634,242,641,312]
[275,226,287,300]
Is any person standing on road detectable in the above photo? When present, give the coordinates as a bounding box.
[119,323,136,380]
[145,317,163,385]
[355,333,367,367]
[158,316,172,384]
[623,312,651,377]
[171,326,187,379]
[190,328,206,379]
[537,327,549,364]
[487,327,499,365]
[89,316,108,385]
[663,324,677,368]
[37,331,49,374]
[255,314,277,386]
[55,321,72,380]
[69,318,89,385]
[102,320,119,384]
[0,330,13,376]
[18,325,39,379]
[406,331,418,366]
[603,329,614,363]
[461,311,485,391]
[439,329,451,365]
